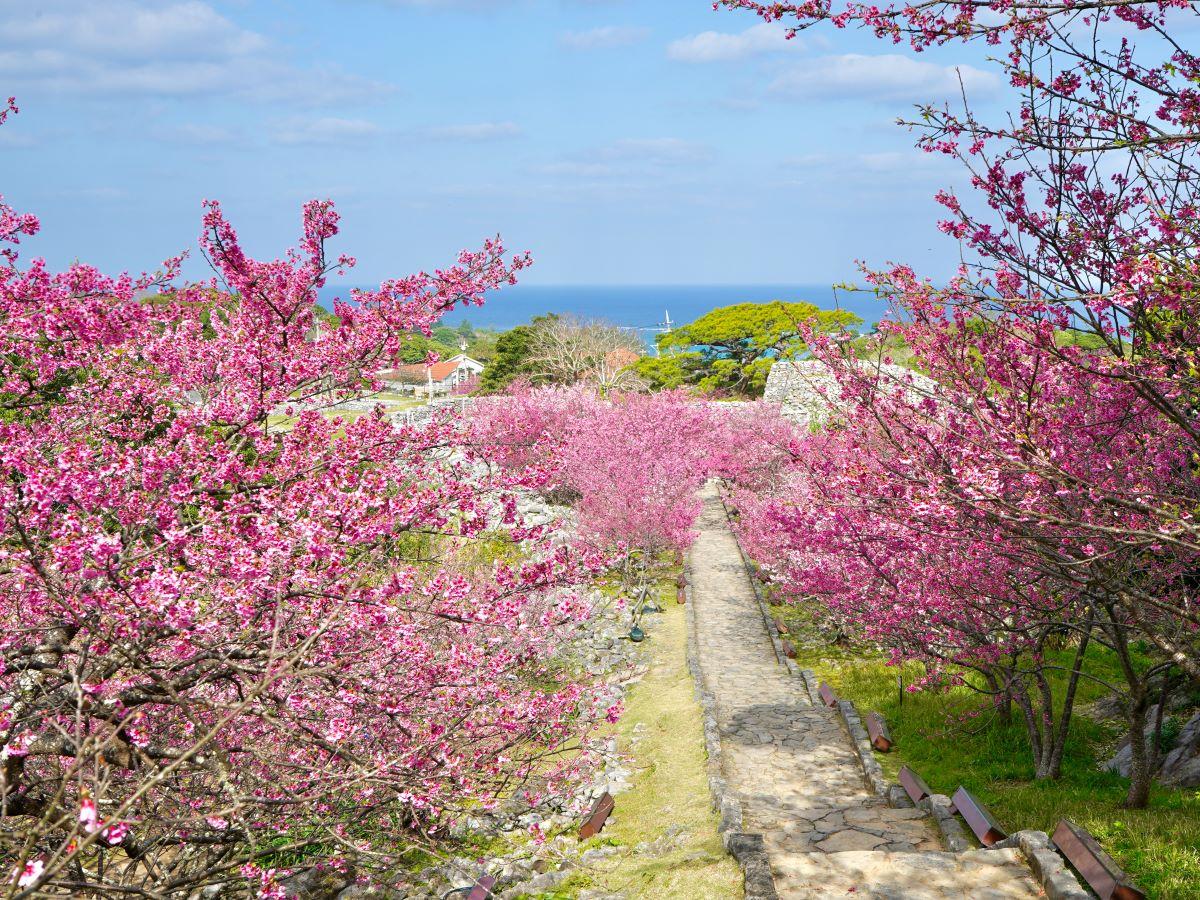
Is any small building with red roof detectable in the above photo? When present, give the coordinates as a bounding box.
[378,354,484,396]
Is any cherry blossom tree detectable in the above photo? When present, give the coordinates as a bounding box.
[717,0,1200,806]
[729,324,1192,796]
[473,386,794,630]
[475,387,795,553]
[0,101,612,895]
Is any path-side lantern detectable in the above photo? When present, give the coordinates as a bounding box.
[676,585,686,604]
[818,682,838,708]
[629,625,645,642]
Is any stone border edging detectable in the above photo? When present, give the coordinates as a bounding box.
[922,794,971,852]
[718,489,1005,858]
[683,565,779,900]
[835,699,891,799]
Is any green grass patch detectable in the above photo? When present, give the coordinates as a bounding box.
[771,603,1200,899]
[547,594,741,899]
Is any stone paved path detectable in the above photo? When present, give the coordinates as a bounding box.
[688,483,1042,899]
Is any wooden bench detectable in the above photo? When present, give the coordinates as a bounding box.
[579,792,614,839]
[951,786,1006,846]
[1052,820,1146,900]
[866,712,893,752]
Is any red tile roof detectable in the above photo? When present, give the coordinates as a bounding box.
[380,361,464,384]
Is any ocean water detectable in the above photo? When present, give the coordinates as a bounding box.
[317,284,896,336]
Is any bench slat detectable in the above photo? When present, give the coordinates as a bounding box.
[866,712,893,752]
[899,766,931,803]
[951,786,1006,846]
[1052,820,1145,900]
[466,875,496,900]
[578,792,615,840]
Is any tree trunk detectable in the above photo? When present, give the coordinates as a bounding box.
[1151,671,1171,768]
[1010,681,1048,777]
[1103,612,1155,808]
[983,668,1012,725]
[1047,619,1093,780]
[1033,671,1059,780]
[1125,693,1153,809]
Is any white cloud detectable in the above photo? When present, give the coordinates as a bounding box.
[5,1,266,60]
[769,54,998,102]
[0,0,391,105]
[559,26,649,50]
[856,151,943,172]
[266,119,522,147]
[365,0,515,6]
[271,118,383,146]
[422,122,522,141]
[782,149,953,174]
[0,130,39,148]
[667,23,798,63]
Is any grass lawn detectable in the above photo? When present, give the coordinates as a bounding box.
[370,391,427,410]
[264,395,429,433]
[770,601,1200,899]
[544,594,741,899]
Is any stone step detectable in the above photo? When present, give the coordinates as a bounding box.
[772,848,1039,899]
[731,791,890,812]
[752,803,942,855]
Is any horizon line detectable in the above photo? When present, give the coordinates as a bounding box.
[318,281,871,290]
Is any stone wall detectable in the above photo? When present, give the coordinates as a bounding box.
[763,360,934,426]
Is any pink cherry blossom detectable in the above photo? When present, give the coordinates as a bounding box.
[0,103,606,893]
[720,0,1200,810]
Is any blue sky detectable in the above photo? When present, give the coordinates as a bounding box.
[1,0,1001,286]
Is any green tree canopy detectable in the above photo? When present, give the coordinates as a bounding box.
[432,325,463,348]
[630,354,691,392]
[397,333,459,364]
[478,314,558,393]
[639,300,860,396]
[463,328,498,362]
